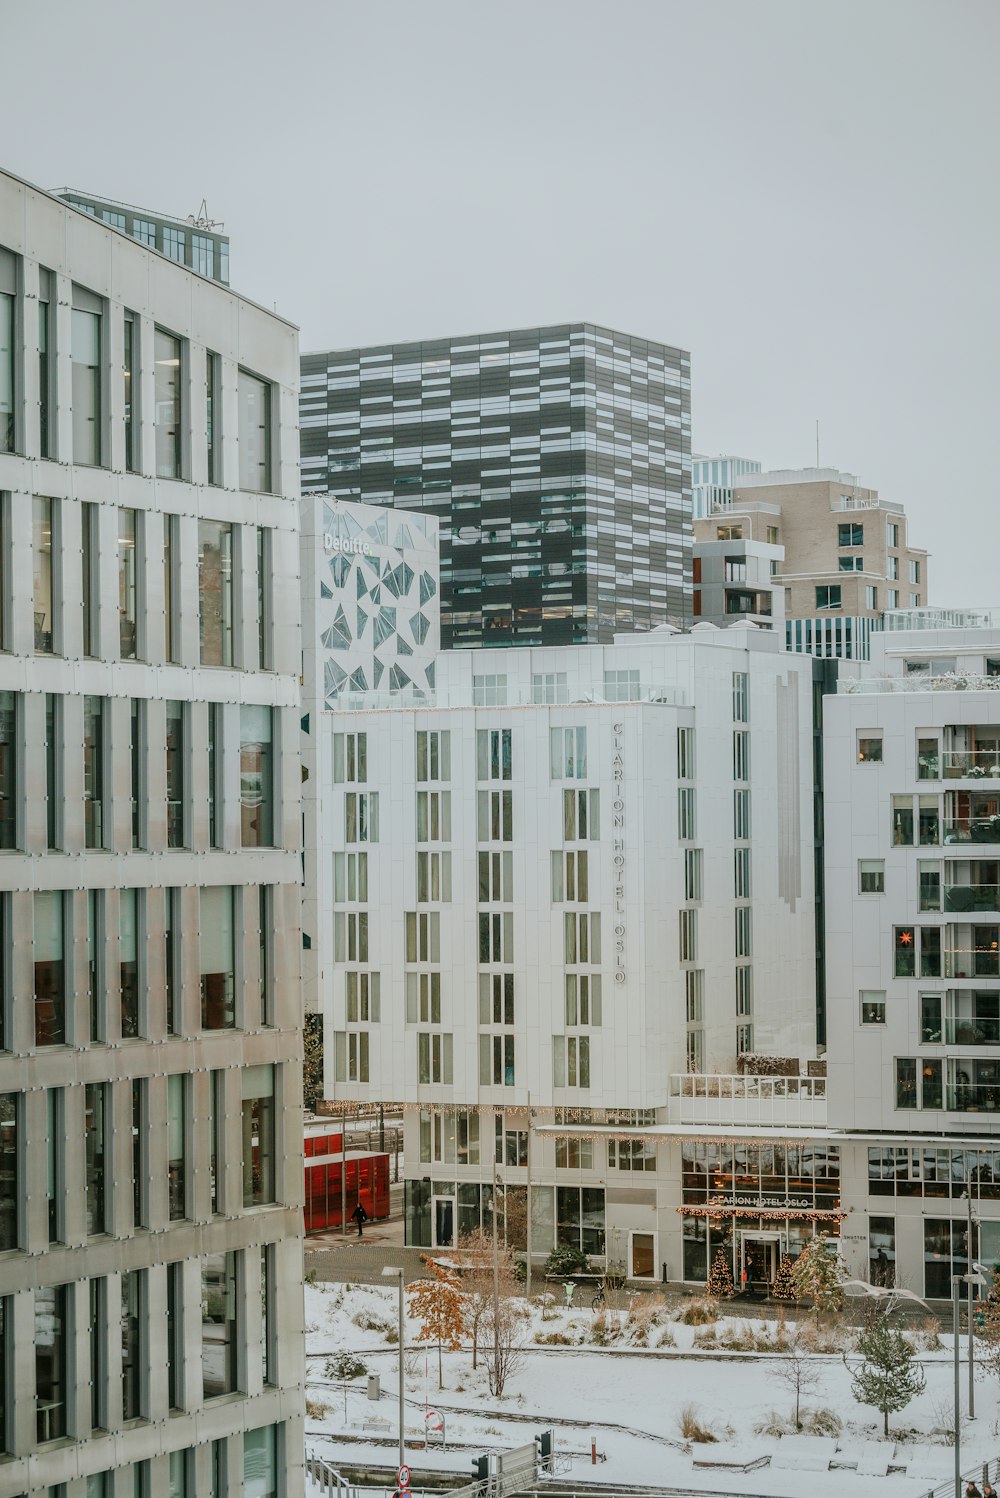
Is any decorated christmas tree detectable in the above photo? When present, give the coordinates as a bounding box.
[705,1246,735,1300]
[772,1252,797,1302]
[791,1238,844,1318]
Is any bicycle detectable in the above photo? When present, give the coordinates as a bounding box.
[591,1279,608,1311]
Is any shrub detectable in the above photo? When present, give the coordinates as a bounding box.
[802,1407,842,1437]
[534,1330,575,1345]
[305,1397,330,1420]
[916,1315,944,1352]
[677,1403,718,1443]
[589,1308,623,1345]
[544,1245,589,1277]
[656,1325,676,1348]
[325,1351,368,1380]
[384,1325,399,1344]
[693,1326,718,1348]
[352,1308,390,1332]
[754,1410,792,1437]
[677,1297,718,1325]
[799,1320,847,1354]
[304,1268,318,1286]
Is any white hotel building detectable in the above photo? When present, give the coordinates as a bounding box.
[825,621,1000,1296]
[0,168,304,1498]
[305,532,827,1284]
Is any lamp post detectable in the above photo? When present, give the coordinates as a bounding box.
[951,1263,987,1498]
[492,1169,503,1371]
[960,1192,979,1418]
[381,1266,405,1473]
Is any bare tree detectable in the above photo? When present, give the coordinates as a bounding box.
[480,1272,527,1397]
[455,1230,494,1370]
[771,1330,825,1430]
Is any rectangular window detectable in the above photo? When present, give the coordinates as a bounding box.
[477,788,512,842]
[894,926,917,978]
[555,1137,593,1169]
[131,1078,147,1229]
[333,911,369,962]
[260,1244,274,1387]
[244,1425,277,1498]
[333,851,369,902]
[551,850,589,903]
[732,672,750,722]
[119,888,140,1038]
[737,1022,754,1054]
[919,924,941,978]
[733,730,750,781]
[83,696,106,848]
[861,990,886,1023]
[0,255,15,454]
[118,507,139,659]
[0,1092,18,1250]
[129,699,143,848]
[416,790,451,842]
[167,1073,188,1220]
[345,970,380,1023]
[549,727,587,779]
[84,1080,108,1236]
[404,910,440,963]
[858,735,883,763]
[240,704,274,847]
[242,1066,275,1206]
[859,859,885,893]
[78,501,98,660]
[164,888,179,1034]
[192,233,215,279]
[895,1057,918,1109]
[686,1027,704,1072]
[919,795,939,846]
[564,911,601,964]
[838,522,863,547]
[35,1284,68,1441]
[89,1277,107,1432]
[839,555,863,572]
[734,846,751,899]
[205,350,220,484]
[604,669,640,702]
[121,1271,146,1420]
[208,702,222,848]
[476,728,512,781]
[200,887,235,1029]
[167,1264,183,1410]
[256,527,271,670]
[478,971,514,1026]
[259,886,273,1025]
[417,849,452,902]
[677,788,695,841]
[202,1252,238,1398]
[678,908,697,962]
[563,788,600,841]
[417,1031,453,1083]
[198,520,234,667]
[473,673,507,707]
[238,370,271,492]
[888,588,899,608]
[892,795,914,846]
[478,909,514,961]
[209,1070,224,1215]
[888,522,900,549]
[345,790,379,842]
[735,964,753,1016]
[532,672,567,704]
[44,693,59,849]
[816,584,842,609]
[333,731,367,783]
[865,585,878,610]
[123,311,137,471]
[36,270,51,454]
[677,726,695,780]
[553,1035,591,1089]
[87,889,103,1041]
[909,559,921,585]
[335,1029,370,1083]
[684,848,703,901]
[735,904,752,956]
[163,225,186,263]
[71,301,102,465]
[132,218,156,246]
[0,694,13,854]
[608,1139,657,1172]
[416,729,450,782]
[163,700,186,848]
[34,495,57,653]
[564,973,602,1025]
[733,788,751,840]
[34,890,65,1046]
[921,992,943,1043]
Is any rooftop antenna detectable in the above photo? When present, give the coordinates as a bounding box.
[186,198,224,231]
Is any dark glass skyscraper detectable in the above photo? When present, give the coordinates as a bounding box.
[301,323,691,648]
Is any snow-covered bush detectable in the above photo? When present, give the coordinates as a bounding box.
[325,1351,368,1380]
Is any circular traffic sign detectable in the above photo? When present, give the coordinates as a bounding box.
[398,1464,411,1489]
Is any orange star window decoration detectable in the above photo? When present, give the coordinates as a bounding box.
[899,930,913,944]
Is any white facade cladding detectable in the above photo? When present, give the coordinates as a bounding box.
[825,626,1000,1295]
[308,618,820,1278]
[0,168,304,1497]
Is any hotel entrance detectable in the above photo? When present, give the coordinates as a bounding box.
[740,1230,781,1294]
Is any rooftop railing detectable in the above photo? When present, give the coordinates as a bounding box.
[669,1073,827,1128]
[330,684,688,712]
[840,673,1000,695]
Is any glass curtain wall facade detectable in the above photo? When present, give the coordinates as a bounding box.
[301,323,692,648]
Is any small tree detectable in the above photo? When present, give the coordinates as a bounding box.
[772,1253,797,1303]
[771,1330,825,1430]
[481,1277,527,1397]
[847,1312,926,1437]
[407,1262,464,1389]
[705,1246,735,1300]
[792,1239,844,1319]
[302,1013,325,1111]
[975,1279,1000,1385]
[455,1229,494,1370]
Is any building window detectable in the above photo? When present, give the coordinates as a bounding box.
[857,735,882,763]
[555,1137,592,1169]
[550,727,587,779]
[677,726,695,780]
[83,695,106,848]
[123,312,137,471]
[153,329,182,479]
[132,1078,148,1227]
[476,728,512,781]
[735,965,753,1016]
[861,990,886,1023]
[132,218,156,247]
[733,788,751,840]
[816,585,842,609]
[418,1031,453,1083]
[129,699,144,848]
[243,1425,278,1498]
[473,673,507,707]
[122,1270,146,1419]
[202,1252,238,1398]
[565,973,601,1025]
[333,732,367,782]
[257,527,271,670]
[839,555,863,572]
[0,255,14,453]
[88,1278,108,1432]
[334,911,368,962]
[163,226,186,263]
[34,889,65,1046]
[895,1056,918,1108]
[208,702,222,847]
[33,495,57,653]
[553,1035,590,1088]
[333,851,369,902]
[859,859,885,893]
[532,672,568,704]
[407,971,441,1023]
[732,672,750,723]
[238,369,272,493]
[191,233,215,278]
[887,588,899,608]
[198,520,234,666]
[82,501,98,658]
[678,787,696,841]
[894,926,916,978]
[556,1185,605,1255]
[0,1093,18,1250]
[479,971,513,1026]
[242,1065,275,1206]
[167,1074,188,1220]
[117,507,140,658]
[200,887,235,1029]
[35,1284,68,1441]
[892,795,914,846]
[734,846,751,899]
[71,300,102,465]
[608,1138,656,1172]
[479,909,514,961]
[477,788,512,842]
[87,890,103,1041]
[416,730,450,781]
[910,592,920,608]
[563,788,599,841]
[678,907,697,962]
[165,700,185,848]
[405,910,440,963]
[733,730,750,781]
[865,585,878,610]
[209,1071,224,1215]
[735,904,752,956]
[909,559,921,585]
[551,850,588,902]
[838,522,863,547]
[206,350,220,485]
[120,888,140,1038]
[417,790,451,842]
[240,705,274,847]
[345,790,379,842]
[346,970,380,1023]
[716,524,742,540]
[887,522,900,548]
[85,1084,107,1234]
[604,669,640,702]
[923,1218,974,1300]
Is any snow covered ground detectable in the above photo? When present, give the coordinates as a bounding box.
[304,1281,1000,1496]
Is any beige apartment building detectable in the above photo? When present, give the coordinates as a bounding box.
[694,466,928,659]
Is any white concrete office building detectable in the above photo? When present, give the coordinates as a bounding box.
[308,610,824,1283]
[0,168,304,1498]
[825,622,1000,1294]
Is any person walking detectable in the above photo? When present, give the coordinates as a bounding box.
[965,1481,982,1498]
[351,1200,368,1238]
[981,1479,995,1498]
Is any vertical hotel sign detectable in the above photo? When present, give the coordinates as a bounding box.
[613,722,626,984]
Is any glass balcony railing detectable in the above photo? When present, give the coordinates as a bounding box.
[946,1084,1000,1113]
[943,817,1000,844]
[945,1017,1000,1046]
[944,950,1000,980]
[943,884,1000,913]
[943,751,1000,779]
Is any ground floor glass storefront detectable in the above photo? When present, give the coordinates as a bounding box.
[680,1140,842,1286]
[404,1176,606,1255]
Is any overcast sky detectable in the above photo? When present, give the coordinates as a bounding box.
[6,0,996,604]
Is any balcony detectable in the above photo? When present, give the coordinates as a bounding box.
[945,1060,1000,1114]
[840,674,1000,695]
[943,817,1000,845]
[669,1074,827,1128]
[943,748,1000,780]
[943,883,1000,914]
[943,926,999,980]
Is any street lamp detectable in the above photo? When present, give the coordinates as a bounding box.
[952,1265,987,1498]
[381,1266,405,1473]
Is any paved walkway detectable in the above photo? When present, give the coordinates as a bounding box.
[304,1240,431,1286]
